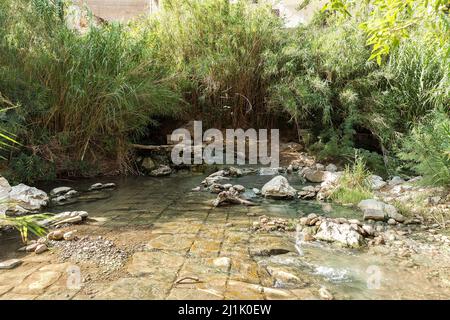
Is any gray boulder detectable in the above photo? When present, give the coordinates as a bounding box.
[8,184,48,212]
[261,175,296,199]
[358,199,405,222]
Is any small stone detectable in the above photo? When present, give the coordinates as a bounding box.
[387,218,397,225]
[35,244,48,254]
[25,243,39,252]
[325,164,337,172]
[191,186,201,192]
[233,185,245,192]
[0,259,22,270]
[47,230,64,241]
[63,230,77,241]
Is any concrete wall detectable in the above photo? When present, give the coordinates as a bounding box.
[77,0,324,25]
[75,0,159,22]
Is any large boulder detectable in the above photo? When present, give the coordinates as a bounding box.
[314,221,364,248]
[261,175,296,199]
[357,199,405,222]
[8,184,49,212]
[0,176,12,216]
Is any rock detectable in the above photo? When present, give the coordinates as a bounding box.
[261,176,296,199]
[387,218,397,225]
[362,209,386,221]
[0,176,11,215]
[25,243,39,252]
[191,186,201,192]
[150,165,172,177]
[35,244,48,254]
[88,183,116,191]
[213,257,231,268]
[54,215,83,226]
[302,168,326,183]
[315,221,364,248]
[227,167,243,177]
[47,230,64,241]
[389,176,405,186]
[0,259,22,270]
[319,287,334,300]
[370,175,387,190]
[325,164,337,172]
[233,185,245,192]
[315,163,325,171]
[8,184,48,212]
[50,187,73,197]
[212,190,255,207]
[358,199,404,222]
[252,188,261,195]
[141,157,157,171]
[63,230,77,241]
[259,167,279,175]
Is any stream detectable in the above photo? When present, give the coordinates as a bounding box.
[1,170,449,299]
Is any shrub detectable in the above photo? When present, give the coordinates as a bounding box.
[0,0,182,174]
[148,0,284,128]
[398,111,450,186]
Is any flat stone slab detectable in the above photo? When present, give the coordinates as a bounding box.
[127,251,184,279]
[0,259,22,270]
[96,278,170,300]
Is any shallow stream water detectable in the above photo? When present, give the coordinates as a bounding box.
[1,171,449,299]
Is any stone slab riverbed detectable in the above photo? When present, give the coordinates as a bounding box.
[1,173,449,299]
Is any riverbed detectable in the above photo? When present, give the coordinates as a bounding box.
[1,172,449,299]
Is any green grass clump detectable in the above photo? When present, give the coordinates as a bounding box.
[330,154,373,205]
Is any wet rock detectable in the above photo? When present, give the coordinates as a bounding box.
[252,188,261,195]
[314,220,364,248]
[212,189,255,207]
[233,185,245,193]
[0,258,22,270]
[252,216,295,232]
[88,182,116,191]
[150,165,172,177]
[50,187,72,197]
[191,186,201,192]
[261,176,296,199]
[8,184,49,213]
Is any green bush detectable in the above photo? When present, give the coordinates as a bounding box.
[0,0,181,173]
[398,111,450,186]
[148,0,284,128]
[330,154,373,205]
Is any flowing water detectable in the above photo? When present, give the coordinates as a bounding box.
[1,171,449,299]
